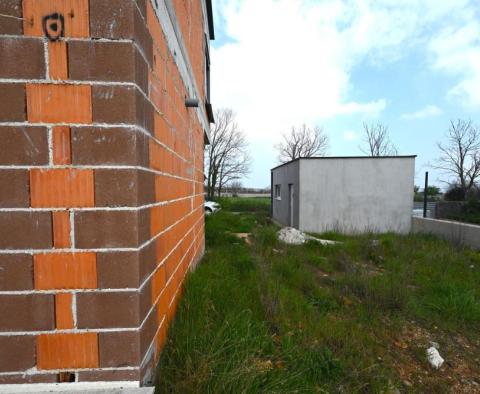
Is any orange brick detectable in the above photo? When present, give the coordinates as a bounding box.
[48,41,68,80]
[34,252,97,290]
[37,333,98,370]
[157,288,170,323]
[151,265,166,304]
[149,73,163,112]
[55,293,74,329]
[52,210,71,248]
[30,169,94,208]
[52,126,71,165]
[23,0,89,38]
[26,84,92,124]
[147,1,167,59]
[150,205,165,237]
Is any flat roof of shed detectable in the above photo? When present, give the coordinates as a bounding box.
[270,155,417,171]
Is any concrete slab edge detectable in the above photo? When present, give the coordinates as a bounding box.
[0,381,155,393]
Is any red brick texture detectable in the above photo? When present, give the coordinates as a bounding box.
[0,0,209,386]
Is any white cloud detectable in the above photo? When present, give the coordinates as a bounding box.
[401,105,442,120]
[429,19,480,108]
[343,131,359,141]
[211,0,479,145]
[211,0,390,142]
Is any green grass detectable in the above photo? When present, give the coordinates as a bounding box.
[217,197,271,213]
[155,198,480,393]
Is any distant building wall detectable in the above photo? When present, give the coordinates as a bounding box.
[0,0,212,387]
[412,217,480,250]
[271,160,300,228]
[297,157,415,234]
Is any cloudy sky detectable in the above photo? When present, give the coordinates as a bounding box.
[210,0,480,188]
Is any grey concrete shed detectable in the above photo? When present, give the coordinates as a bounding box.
[270,156,416,234]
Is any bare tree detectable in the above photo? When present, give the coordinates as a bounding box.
[229,180,243,197]
[360,122,398,156]
[433,119,480,196]
[205,108,251,200]
[276,124,329,163]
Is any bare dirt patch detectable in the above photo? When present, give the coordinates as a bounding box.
[387,321,480,393]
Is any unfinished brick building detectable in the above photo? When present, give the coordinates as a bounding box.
[0,0,213,388]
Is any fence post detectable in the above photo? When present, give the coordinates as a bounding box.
[423,171,429,218]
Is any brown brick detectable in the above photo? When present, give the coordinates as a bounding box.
[0,170,29,208]
[0,84,25,122]
[140,350,155,386]
[0,374,57,384]
[95,169,155,207]
[97,251,140,289]
[0,212,52,249]
[140,241,157,283]
[0,254,33,291]
[136,90,154,134]
[89,0,135,39]
[71,127,149,166]
[69,41,137,82]
[92,85,137,124]
[0,1,23,34]
[75,210,149,249]
[135,47,149,94]
[77,292,140,328]
[139,208,152,246]
[0,294,54,331]
[136,0,147,19]
[140,308,157,358]
[90,0,153,66]
[0,126,48,165]
[140,279,152,321]
[99,331,140,367]
[97,242,156,289]
[91,85,154,133]
[133,4,153,67]
[77,369,140,382]
[0,37,45,78]
[0,336,35,372]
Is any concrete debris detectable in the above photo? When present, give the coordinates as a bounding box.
[278,227,307,245]
[427,346,444,369]
[277,227,340,246]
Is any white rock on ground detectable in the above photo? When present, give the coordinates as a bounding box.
[277,227,339,246]
[277,227,307,245]
[426,346,444,369]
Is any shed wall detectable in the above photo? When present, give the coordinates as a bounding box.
[271,161,300,228]
[299,158,415,234]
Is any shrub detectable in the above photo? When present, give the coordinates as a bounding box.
[466,186,480,202]
[444,184,465,201]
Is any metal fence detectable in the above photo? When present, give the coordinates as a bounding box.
[412,201,437,218]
